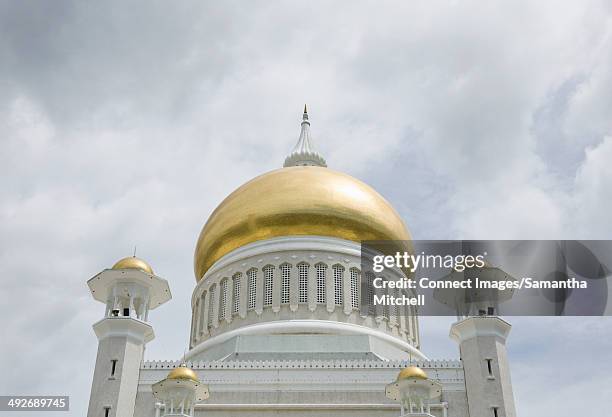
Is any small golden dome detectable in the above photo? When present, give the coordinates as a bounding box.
[112,256,154,274]
[397,366,428,380]
[167,364,199,382]
[194,166,411,280]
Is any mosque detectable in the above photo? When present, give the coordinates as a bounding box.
[86,107,517,417]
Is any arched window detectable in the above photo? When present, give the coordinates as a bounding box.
[298,263,309,303]
[219,279,228,321]
[232,273,241,315]
[315,263,327,304]
[198,290,206,333]
[247,268,257,310]
[263,265,274,307]
[207,284,216,329]
[350,268,360,309]
[333,264,344,306]
[280,263,291,304]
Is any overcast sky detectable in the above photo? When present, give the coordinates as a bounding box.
[1,1,612,416]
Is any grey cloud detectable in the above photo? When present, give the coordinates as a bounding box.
[1,2,612,416]
[0,2,241,126]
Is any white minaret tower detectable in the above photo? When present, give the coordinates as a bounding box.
[86,256,171,417]
[435,264,517,417]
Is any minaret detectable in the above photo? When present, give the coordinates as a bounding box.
[86,256,171,417]
[283,105,327,167]
[435,264,517,417]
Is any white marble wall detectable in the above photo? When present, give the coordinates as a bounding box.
[136,360,468,417]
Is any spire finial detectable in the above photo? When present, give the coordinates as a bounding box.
[181,349,187,366]
[283,107,327,168]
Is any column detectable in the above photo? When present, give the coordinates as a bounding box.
[308,262,317,312]
[191,299,199,346]
[343,265,352,315]
[290,263,299,312]
[255,268,264,315]
[211,284,219,329]
[326,264,335,313]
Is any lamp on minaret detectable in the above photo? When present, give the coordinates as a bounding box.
[283,105,327,167]
[385,366,442,416]
[434,263,517,417]
[152,363,209,417]
[86,256,172,417]
[433,262,517,320]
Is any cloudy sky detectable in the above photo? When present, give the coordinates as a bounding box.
[1,1,612,416]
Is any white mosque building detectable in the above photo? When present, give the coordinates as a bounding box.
[86,108,517,417]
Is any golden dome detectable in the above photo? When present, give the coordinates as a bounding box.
[194,166,411,280]
[167,364,199,382]
[112,256,153,274]
[397,366,428,380]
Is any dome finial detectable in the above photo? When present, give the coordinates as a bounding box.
[283,106,327,168]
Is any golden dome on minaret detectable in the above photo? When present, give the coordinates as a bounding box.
[397,366,428,380]
[194,166,411,281]
[167,364,199,382]
[112,256,153,274]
